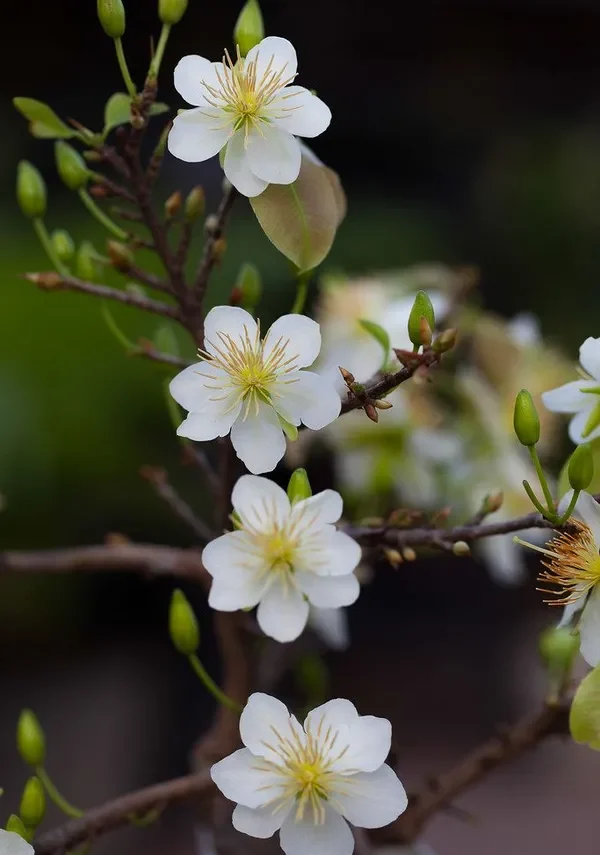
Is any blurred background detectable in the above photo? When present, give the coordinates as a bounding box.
[1,1,600,853]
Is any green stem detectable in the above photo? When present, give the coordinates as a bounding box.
[114,37,136,97]
[522,479,549,517]
[291,270,310,314]
[528,445,557,517]
[33,219,69,275]
[188,653,242,713]
[556,489,580,526]
[78,189,128,240]
[149,24,172,79]
[36,767,83,819]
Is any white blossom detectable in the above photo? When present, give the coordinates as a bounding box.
[202,475,361,643]
[168,37,331,197]
[0,831,34,855]
[542,336,600,445]
[210,693,407,855]
[170,306,341,474]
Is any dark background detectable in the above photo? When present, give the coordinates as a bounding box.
[1,1,599,853]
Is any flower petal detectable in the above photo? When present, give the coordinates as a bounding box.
[176,401,242,442]
[571,491,600,543]
[246,125,301,185]
[279,807,354,855]
[264,314,322,369]
[232,474,291,531]
[240,693,304,760]
[335,764,408,828]
[541,380,589,414]
[203,533,269,611]
[230,403,287,474]
[579,585,600,667]
[173,55,215,106]
[256,583,309,642]
[292,490,343,526]
[341,715,393,772]
[169,362,229,412]
[304,698,359,734]
[232,803,289,838]
[210,748,282,809]
[0,832,34,855]
[246,37,298,85]
[579,337,600,380]
[224,130,269,197]
[203,305,258,360]
[296,530,362,577]
[296,572,360,608]
[168,109,232,163]
[308,606,350,651]
[273,371,341,431]
[569,408,600,445]
[271,86,332,138]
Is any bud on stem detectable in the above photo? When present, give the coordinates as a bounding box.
[55,142,89,191]
[408,291,435,348]
[97,0,126,37]
[17,710,46,767]
[568,444,594,492]
[234,0,264,57]
[159,0,188,23]
[20,777,46,829]
[513,389,540,447]
[287,468,312,504]
[169,589,200,655]
[17,161,46,219]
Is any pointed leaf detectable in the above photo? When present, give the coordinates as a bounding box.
[570,664,600,749]
[358,319,390,369]
[149,102,170,117]
[13,98,75,139]
[103,93,132,135]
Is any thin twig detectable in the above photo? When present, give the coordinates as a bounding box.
[193,185,237,303]
[140,465,214,542]
[134,343,192,369]
[182,446,221,496]
[114,261,172,294]
[340,350,439,415]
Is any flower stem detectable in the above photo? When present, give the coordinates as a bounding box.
[556,489,580,526]
[291,270,310,314]
[114,37,136,97]
[528,445,557,519]
[36,767,83,819]
[78,189,128,240]
[522,479,549,518]
[188,653,242,713]
[33,218,69,275]
[149,24,172,79]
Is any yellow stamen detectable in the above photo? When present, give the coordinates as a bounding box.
[521,520,600,605]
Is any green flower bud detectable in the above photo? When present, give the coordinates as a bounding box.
[407,290,435,348]
[6,815,29,839]
[16,161,46,219]
[184,186,205,221]
[539,626,580,673]
[17,709,46,766]
[159,0,188,24]
[234,0,264,57]
[169,589,199,655]
[97,0,126,38]
[568,444,594,491]
[19,777,46,829]
[236,263,262,311]
[513,389,540,447]
[76,241,102,282]
[55,142,89,191]
[107,240,134,269]
[51,230,75,263]
[287,468,312,504]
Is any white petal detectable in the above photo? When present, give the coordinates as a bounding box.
[210,748,282,809]
[256,583,309,642]
[580,586,600,667]
[569,408,600,445]
[292,490,343,526]
[168,109,232,163]
[304,698,359,734]
[230,404,287,474]
[279,807,354,855]
[308,607,350,651]
[264,314,322,369]
[203,533,269,610]
[273,370,341,430]
[232,803,289,838]
[296,530,362,577]
[341,715,393,772]
[246,125,301,185]
[571,491,600,543]
[246,37,298,85]
[203,305,258,360]
[176,401,242,442]
[541,380,589,414]
[558,595,587,628]
[335,764,408,828]
[232,474,291,531]
[240,693,304,759]
[0,832,34,855]
[224,130,269,197]
[169,362,229,412]
[173,55,215,106]
[296,571,360,608]
[579,336,600,380]
[271,86,332,138]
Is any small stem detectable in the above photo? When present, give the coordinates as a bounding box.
[78,189,128,240]
[529,446,557,518]
[291,270,310,314]
[36,767,83,819]
[33,219,68,275]
[556,489,580,526]
[114,37,136,97]
[188,653,243,713]
[522,479,550,517]
[149,24,172,79]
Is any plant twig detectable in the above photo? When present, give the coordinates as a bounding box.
[193,185,237,304]
[140,465,214,542]
[340,349,439,415]
[134,343,192,369]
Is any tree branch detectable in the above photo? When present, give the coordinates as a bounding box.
[340,349,440,415]
[193,185,237,303]
[140,465,214,542]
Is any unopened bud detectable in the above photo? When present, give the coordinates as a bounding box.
[482,492,504,514]
[568,444,594,492]
[433,327,458,354]
[17,710,45,767]
[164,190,182,220]
[364,403,379,423]
[107,240,134,269]
[97,0,126,38]
[185,186,205,221]
[169,589,199,655]
[19,777,46,829]
[402,547,417,561]
[204,213,219,235]
[234,0,264,57]
[452,540,471,557]
[6,815,28,839]
[407,290,435,348]
[54,142,89,191]
[287,468,312,504]
[17,161,46,219]
[51,230,75,263]
[539,626,579,673]
[384,548,402,568]
[159,0,188,24]
[212,237,227,263]
[338,366,355,386]
[513,389,540,447]
[76,241,102,282]
[418,316,433,347]
[236,263,262,311]
[374,399,393,410]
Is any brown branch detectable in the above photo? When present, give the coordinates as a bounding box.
[113,261,172,294]
[134,342,192,369]
[340,349,440,415]
[182,446,221,496]
[140,465,214,542]
[193,185,237,303]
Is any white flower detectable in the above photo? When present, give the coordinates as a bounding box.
[542,336,600,445]
[210,693,408,855]
[0,831,34,855]
[168,37,331,197]
[170,306,341,474]
[202,475,361,643]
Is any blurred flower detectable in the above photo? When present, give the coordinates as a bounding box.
[0,831,34,855]
[210,693,407,855]
[202,475,361,642]
[308,606,350,650]
[542,336,600,445]
[170,306,340,474]
[169,37,331,197]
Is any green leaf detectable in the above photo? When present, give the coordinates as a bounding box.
[13,98,75,139]
[358,319,390,369]
[278,415,298,442]
[570,664,600,749]
[103,93,132,135]
[149,102,170,117]
[154,324,180,357]
[250,154,346,272]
